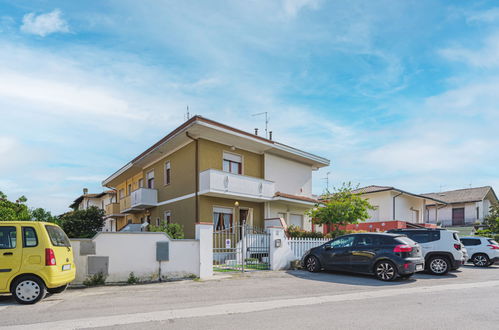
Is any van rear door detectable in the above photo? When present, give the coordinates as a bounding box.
[44,225,73,272]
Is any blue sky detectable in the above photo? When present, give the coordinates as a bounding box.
[0,0,498,214]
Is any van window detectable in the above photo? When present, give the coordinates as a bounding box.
[0,226,16,249]
[45,225,71,247]
[23,227,38,247]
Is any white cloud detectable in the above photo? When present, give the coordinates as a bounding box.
[439,33,499,68]
[20,9,69,37]
[466,8,499,24]
[282,0,322,18]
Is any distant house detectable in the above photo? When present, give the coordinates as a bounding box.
[69,188,119,232]
[421,186,499,227]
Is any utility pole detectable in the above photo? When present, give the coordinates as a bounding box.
[252,112,269,139]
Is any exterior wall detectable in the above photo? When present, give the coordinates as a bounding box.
[264,153,312,196]
[199,139,264,179]
[361,191,424,223]
[427,202,481,226]
[142,142,196,202]
[149,197,197,238]
[70,224,213,283]
[199,195,264,228]
[265,201,313,231]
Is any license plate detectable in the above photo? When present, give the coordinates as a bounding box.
[62,264,71,271]
[415,264,424,271]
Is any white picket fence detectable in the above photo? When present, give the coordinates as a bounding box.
[288,237,330,259]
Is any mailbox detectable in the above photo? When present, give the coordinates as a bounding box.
[156,241,169,261]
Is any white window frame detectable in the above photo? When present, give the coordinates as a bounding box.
[146,170,155,189]
[222,151,243,175]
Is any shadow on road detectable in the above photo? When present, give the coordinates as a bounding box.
[286,269,459,286]
[0,294,15,306]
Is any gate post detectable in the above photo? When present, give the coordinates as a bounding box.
[196,222,213,279]
[268,227,295,271]
[241,224,246,272]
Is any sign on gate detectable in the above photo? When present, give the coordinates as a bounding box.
[225,239,231,248]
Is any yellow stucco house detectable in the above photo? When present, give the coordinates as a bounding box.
[102,116,329,238]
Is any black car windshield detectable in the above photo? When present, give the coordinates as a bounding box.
[45,225,71,247]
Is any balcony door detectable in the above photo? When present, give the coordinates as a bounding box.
[239,208,253,226]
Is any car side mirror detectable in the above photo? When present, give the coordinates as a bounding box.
[325,243,331,250]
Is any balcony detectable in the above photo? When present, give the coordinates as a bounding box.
[120,188,158,213]
[199,169,275,202]
[105,203,122,217]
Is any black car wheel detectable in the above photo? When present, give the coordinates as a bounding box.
[427,256,450,275]
[47,284,68,294]
[472,254,490,267]
[11,275,46,305]
[305,255,321,273]
[374,261,397,281]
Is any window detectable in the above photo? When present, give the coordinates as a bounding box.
[223,152,242,175]
[119,189,125,199]
[128,184,132,195]
[45,225,70,247]
[147,171,155,189]
[0,226,17,249]
[476,206,480,220]
[164,211,172,224]
[23,227,38,247]
[354,235,377,247]
[164,161,171,185]
[461,238,481,246]
[155,218,161,226]
[138,178,144,188]
[289,214,303,228]
[213,207,233,231]
[331,236,355,248]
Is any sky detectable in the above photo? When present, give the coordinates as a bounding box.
[0,0,498,214]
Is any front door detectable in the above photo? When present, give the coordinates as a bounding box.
[239,209,249,225]
[323,236,355,270]
[0,225,21,291]
[452,208,465,226]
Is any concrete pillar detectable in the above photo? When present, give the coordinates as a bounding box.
[268,227,295,271]
[195,222,213,279]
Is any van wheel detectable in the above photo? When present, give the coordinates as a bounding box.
[47,284,68,294]
[11,276,46,304]
[427,256,450,275]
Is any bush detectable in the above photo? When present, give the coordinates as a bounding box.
[83,272,106,286]
[127,272,140,284]
[58,206,105,238]
[149,222,184,239]
[286,225,324,238]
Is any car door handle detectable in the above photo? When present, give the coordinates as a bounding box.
[3,252,13,256]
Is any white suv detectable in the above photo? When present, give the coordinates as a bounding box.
[387,229,465,275]
[460,236,499,267]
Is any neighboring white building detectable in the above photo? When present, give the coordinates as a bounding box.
[351,185,446,224]
[422,186,499,226]
[69,188,119,232]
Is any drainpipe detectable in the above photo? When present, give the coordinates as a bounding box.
[393,192,403,221]
[186,132,199,224]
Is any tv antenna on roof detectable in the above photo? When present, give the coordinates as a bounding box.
[322,171,331,193]
[252,112,269,139]
[185,106,190,121]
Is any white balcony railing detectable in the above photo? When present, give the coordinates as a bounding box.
[131,188,158,209]
[199,169,275,201]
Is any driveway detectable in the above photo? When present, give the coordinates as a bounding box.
[1,265,498,329]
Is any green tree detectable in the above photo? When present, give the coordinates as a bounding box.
[58,206,105,238]
[0,191,31,220]
[307,182,374,238]
[149,222,185,239]
[483,204,499,233]
[31,208,59,223]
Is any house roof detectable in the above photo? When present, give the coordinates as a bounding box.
[274,192,318,204]
[421,186,498,205]
[70,190,116,208]
[103,116,330,187]
[348,185,447,205]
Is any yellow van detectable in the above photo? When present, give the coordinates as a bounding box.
[0,221,75,304]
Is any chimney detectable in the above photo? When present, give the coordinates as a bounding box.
[269,131,273,140]
[254,128,259,136]
[83,188,88,195]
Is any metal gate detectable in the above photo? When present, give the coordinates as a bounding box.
[213,224,270,272]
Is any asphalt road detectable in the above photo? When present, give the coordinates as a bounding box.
[1,265,498,329]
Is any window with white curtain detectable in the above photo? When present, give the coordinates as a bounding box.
[213,207,233,231]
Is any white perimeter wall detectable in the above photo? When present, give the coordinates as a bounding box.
[70,224,212,284]
[264,153,312,197]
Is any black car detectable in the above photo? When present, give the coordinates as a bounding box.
[301,233,425,281]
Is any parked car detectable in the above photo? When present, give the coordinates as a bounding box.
[386,228,464,275]
[0,221,75,304]
[460,236,499,267]
[301,233,424,281]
